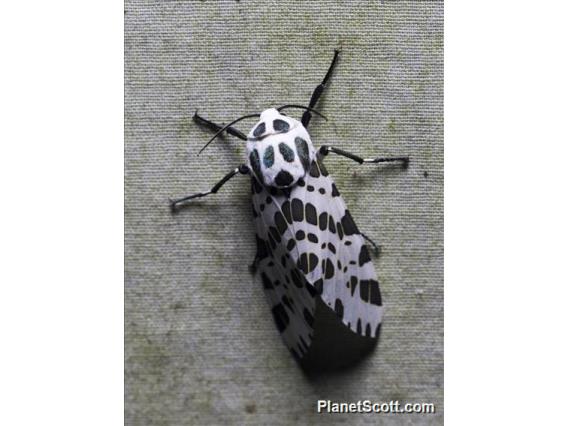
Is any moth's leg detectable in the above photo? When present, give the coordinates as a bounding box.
[193,110,247,141]
[169,164,250,212]
[302,49,340,128]
[319,145,409,168]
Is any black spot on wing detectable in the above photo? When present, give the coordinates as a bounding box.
[359,245,371,266]
[268,227,280,244]
[318,188,326,194]
[290,269,304,288]
[328,217,336,234]
[365,323,372,337]
[298,253,318,274]
[331,183,340,197]
[268,233,277,251]
[291,198,304,221]
[261,272,273,289]
[274,211,287,235]
[356,319,362,334]
[323,258,335,279]
[307,185,314,192]
[334,299,344,319]
[281,295,294,313]
[337,221,344,240]
[281,200,292,223]
[308,160,320,177]
[297,177,305,187]
[369,280,382,306]
[286,238,296,251]
[341,210,359,236]
[305,203,317,225]
[278,143,295,162]
[305,282,317,297]
[295,137,310,171]
[375,324,382,337]
[303,308,314,327]
[328,242,336,254]
[350,276,358,296]
[359,279,381,304]
[271,303,289,333]
[275,170,294,187]
[318,212,328,231]
[313,278,323,295]
[307,233,318,243]
[273,119,290,132]
[255,235,269,261]
[299,335,309,353]
[295,230,305,240]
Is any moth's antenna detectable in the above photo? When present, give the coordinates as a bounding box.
[277,105,327,121]
[198,113,261,155]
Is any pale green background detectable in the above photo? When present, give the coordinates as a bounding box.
[125,1,443,424]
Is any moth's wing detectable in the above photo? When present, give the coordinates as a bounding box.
[299,161,383,337]
[251,179,317,359]
[270,159,384,338]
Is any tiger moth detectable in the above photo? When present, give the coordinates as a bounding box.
[171,51,409,371]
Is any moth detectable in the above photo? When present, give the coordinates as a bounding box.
[171,51,408,371]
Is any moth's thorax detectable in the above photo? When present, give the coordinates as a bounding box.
[246,108,316,188]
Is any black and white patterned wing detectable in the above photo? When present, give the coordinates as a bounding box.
[251,178,317,359]
[252,157,383,344]
[289,158,383,337]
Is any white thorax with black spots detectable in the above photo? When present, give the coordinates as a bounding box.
[246,108,314,188]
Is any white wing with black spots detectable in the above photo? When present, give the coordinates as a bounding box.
[251,156,383,356]
[251,178,317,359]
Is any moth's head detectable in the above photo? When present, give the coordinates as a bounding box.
[246,108,314,189]
[247,108,298,141]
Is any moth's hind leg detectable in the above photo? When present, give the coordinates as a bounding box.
[302,50,340,128]
[193,110,247,141]
[319,146,409,168]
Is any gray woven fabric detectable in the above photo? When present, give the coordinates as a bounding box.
[125,1,443,424]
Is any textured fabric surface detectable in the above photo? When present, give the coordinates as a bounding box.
[125,1,443,425]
